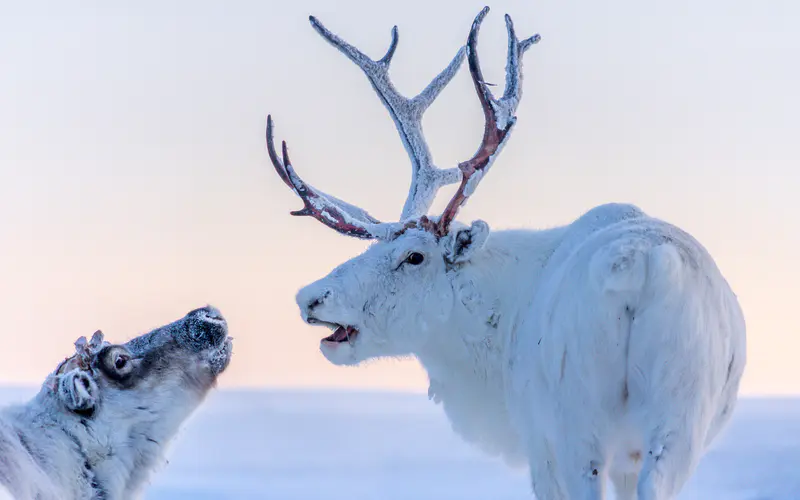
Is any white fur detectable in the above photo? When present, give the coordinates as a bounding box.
[0,306,232,500]
[295,203,746,499]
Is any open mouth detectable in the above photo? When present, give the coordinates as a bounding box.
[310,320,359,344]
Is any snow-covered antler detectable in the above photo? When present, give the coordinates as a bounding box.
[433,8,540,236]
[268,7,538,239]
[267,117,401,239]
[266,13,465,238]
[308,15,465,221]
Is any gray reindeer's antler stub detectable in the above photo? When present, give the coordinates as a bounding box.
[54,330,107,375]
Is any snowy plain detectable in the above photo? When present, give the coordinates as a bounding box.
[1,388,798,499]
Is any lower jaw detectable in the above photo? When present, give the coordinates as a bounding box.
[208,343,233,374]
[320,339,353,349]
[321,330,359,348]
[319,340,359,366]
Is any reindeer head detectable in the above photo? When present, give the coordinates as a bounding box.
[40,306,232,495]
[268,8,538,365]
[47,305,232,431]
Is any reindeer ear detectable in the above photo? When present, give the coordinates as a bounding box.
[57,370,99,413]
[443,220,490,264]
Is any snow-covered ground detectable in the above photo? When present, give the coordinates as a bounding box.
[2,388,798,499]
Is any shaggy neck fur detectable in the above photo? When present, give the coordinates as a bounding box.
[3,395,100,499]
[2,390,168,500]
[415,227,568,465]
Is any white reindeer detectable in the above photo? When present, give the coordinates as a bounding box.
[0,306,233,500]
[266,7,746,500]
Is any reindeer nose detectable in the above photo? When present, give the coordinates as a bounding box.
[197,305,225,323]
[186,305,228,347]
[296,286,331,321]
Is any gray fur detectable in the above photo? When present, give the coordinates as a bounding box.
[0,306,232,500]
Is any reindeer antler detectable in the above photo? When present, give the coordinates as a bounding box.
[266,13,465,236]
[267,117,400,239]
[268,7,539,240]
[308,16,465,221]
[434,8,540,236]
[54,330,107,375]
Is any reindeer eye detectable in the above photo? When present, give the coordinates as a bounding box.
[114,354,129,371]
[405,252,425,265]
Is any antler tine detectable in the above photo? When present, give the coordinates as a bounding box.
[266,116,402,240]
[435,7,540,236]
[309,16,466,221]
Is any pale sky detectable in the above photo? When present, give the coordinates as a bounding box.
[0,0,798,395]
